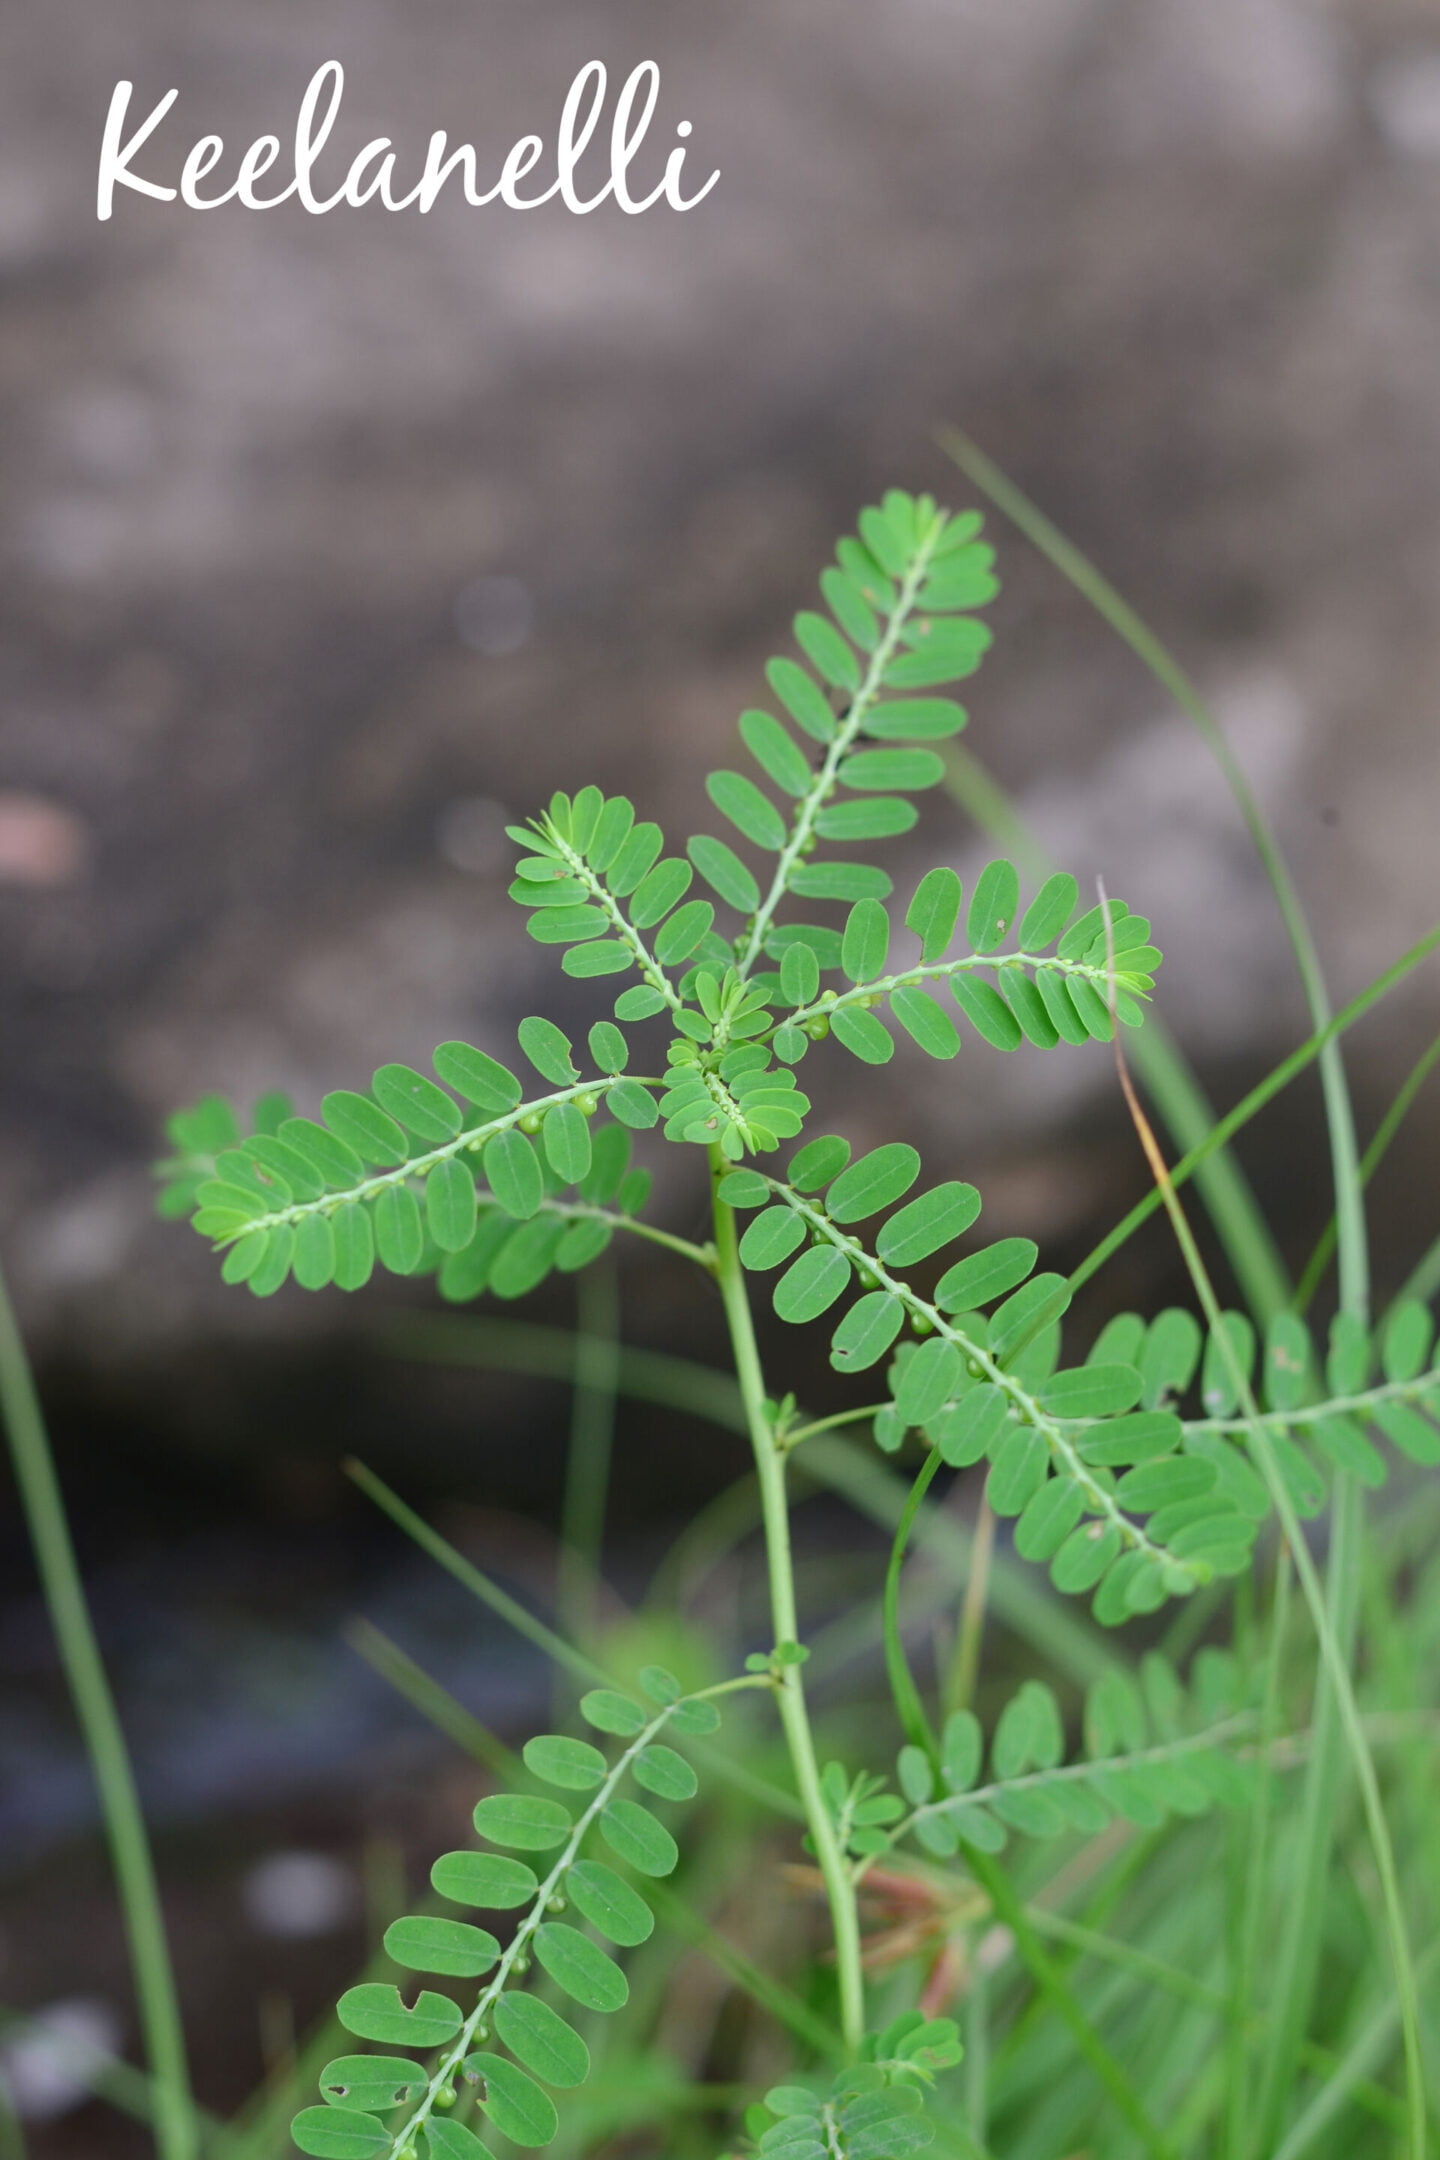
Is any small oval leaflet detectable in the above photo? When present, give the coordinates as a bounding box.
[533,1921,630,2013]
[838,747,944,792]
[1018,872,1078,951]
[773,1245,853,1325]
[291,2107,390,2160]
[1038,1364,1144,1420]
[541,1101,591,1186]
[522,1733,607,1791]
[894,1339,962,1428]
[935,1238,1036,1313]
[952,974,1023,1051]
[877,1181,981,1267]
[318,2055,429,2115]
[489,1216,566,1300]
[564,1858,656,1946]
[516,1015,578,1086]
[741,707,813,794]
[383,1914,500,1978]
[426,1158,478,1254]
[600,1796,680,1877]
[689,831,762,911]
[841,897,890,984]
[336,1983,461,2049]
[966,859,1021,954]
[705,772,786,853]
[471,1792,572,1851]
[293,1214,336,1291]
[430,1041,522,1114]
[483,1129,543,1220]
[606,1079,659,1132]
[321,1090,410,1167]
[579,1688,647,1736]
[668,1696,723,1737]
[371,1064,463,1144]
[332,1203,374,1291]
[740,1206,808,1271]
[830,1291,905,1374]
[826,1142,921,1223]
[990,1273,1072,1362]
[281,1116,365,1189]
[787,1134,851,1191]
[425,2120,494,2160]
[492,1992,590,2091]
[987,1425,1050,1516]
[587,1020,629,1074]
[465,2051,558,2149]
[633,1743,699,1802]
[932,1384,1010,1468]
[890,984,961,1059]
[430,1850,537,1909]
[795,607,860,689]
[373,1184,424,1276]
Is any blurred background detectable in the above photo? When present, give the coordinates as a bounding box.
[3,0,1440,2147]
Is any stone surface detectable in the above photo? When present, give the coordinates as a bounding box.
[2,0,1438,1361]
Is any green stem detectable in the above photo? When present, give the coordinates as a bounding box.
[709,1151,866,2056]
[0,1259,195,2160]
[882,1449,943,1758]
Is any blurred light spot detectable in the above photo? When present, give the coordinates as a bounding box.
[0,1998,121,2121]
[0,794,89,887]
[242,1850,355,1938]
[1371,52,1440,157]
[453,574,533,656]
[437,794,511,876]
[976,1925,1014,1976]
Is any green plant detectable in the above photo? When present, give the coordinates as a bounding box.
[9,481,1440,2160]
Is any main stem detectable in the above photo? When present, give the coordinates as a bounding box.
[0,1257,195,2160]
[709,1153,866,2056]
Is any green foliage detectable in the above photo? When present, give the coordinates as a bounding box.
[818,1654,1255,1865]
[144,485,1440,2160]
[292,1691,710,2159]
[734,2013,963,2158]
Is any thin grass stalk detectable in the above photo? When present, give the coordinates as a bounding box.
[1098,938,1425,2158]
[1294,1028,1440,1314]
[942,740,1290,1328]
[0,1258,196,2160]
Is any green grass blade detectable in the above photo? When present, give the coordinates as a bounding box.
[1294,1028,1440,1313]
[1070,921,1440,1293]
[881,1448,943,1757]
[939,427,1369,1316]
[943,741,1291,1328]
[965,1850,1179,2160]
[0,1259,197,2160]
[385,1310,747,1432]
[1271,1939,1440,2160]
